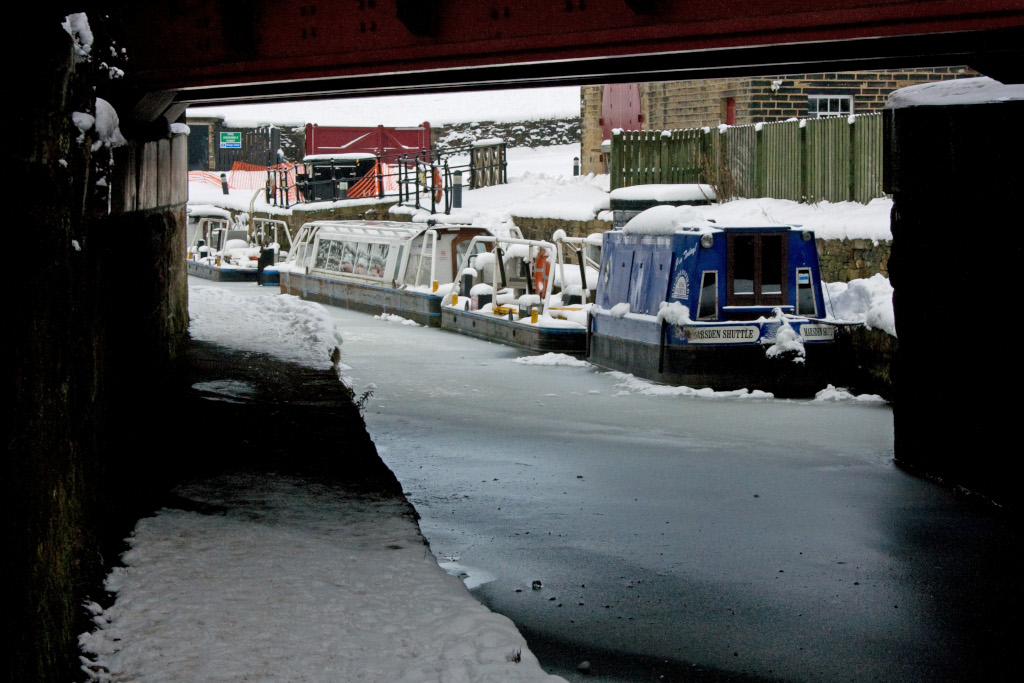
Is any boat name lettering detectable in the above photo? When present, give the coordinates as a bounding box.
[682,244,697,260]
[799,325,835,340]
[684,326,759,343]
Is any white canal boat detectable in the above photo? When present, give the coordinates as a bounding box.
[278,220,494,326]
[440,230,601,354]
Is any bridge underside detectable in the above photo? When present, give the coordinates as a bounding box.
[102,0,1024,120]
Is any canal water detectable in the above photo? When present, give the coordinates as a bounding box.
[319,303,1017,683]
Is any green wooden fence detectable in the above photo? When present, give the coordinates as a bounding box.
[611,113,886,203]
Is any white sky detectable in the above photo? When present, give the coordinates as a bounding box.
[187,87,583,128]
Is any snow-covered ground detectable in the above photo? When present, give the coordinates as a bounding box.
[78,285,566,682]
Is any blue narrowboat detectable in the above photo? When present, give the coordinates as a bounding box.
[588,209,851,396]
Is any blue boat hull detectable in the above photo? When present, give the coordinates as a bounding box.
[588,313,847,397]
[187,260,279,285]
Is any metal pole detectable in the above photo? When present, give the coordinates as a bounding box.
[453,170,463,209]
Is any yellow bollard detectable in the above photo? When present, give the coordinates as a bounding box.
[432,280,438,293]
[531,307,539,324]
[452,293,459,305]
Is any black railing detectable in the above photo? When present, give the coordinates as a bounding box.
[265,142,507,212]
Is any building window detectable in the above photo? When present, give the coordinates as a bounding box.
[808,95,853,118]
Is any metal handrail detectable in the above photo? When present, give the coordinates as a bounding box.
[443,235,557,316]
[263,143,507,212]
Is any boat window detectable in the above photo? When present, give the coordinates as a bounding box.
[733,235,755,295]
[795,267,817,316]
[314,239,332,270]
[456,238,487,268]
[368,243,388,278]
[697,271,718,320]
[727,232,787,306]
[340,242,357,273]
[405,237,432,286]
[353,242,370,275]
[330,240,346,272]
[761,235,783,295]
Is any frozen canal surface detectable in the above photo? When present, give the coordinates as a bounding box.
[319,304,1017,683]
[217,284,1017,682]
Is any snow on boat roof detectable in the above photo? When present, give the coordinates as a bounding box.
[621,205,718,235]
[302,153,378,161]
[885,76,1024,109]
[302,220,485,240]
[609,184,717,203]
[187,204,232,219]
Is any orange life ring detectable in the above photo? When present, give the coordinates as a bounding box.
[432,167,443,204]
[534,248,550,299]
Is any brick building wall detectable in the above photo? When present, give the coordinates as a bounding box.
[581,67,977,175]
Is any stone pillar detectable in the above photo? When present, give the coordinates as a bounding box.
[884,86,1023,509]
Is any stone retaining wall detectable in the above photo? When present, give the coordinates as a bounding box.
[511,215,612,241]
[817,238,890,282]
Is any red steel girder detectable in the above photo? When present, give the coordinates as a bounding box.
[106,0,1024,105]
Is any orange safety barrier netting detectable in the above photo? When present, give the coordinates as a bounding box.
[347,161,399,199]
[188,161,408,204]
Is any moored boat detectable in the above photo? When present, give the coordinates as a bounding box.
[587,206,858,396]
[440,230,601,354]
[186,209,290,285]
[278,220,493,326]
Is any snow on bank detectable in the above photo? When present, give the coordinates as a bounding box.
[188,286,344,368]
[80,284,564,682]
[188,142,892,242]
[825,274,896,336]
[79,475,562,683]
[695,196,893,242]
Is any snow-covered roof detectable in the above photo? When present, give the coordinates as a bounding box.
[187,204,233,219]
[621,205,718,235]
[886,76,1024,109]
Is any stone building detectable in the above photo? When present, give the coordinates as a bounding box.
[581,67,977,175]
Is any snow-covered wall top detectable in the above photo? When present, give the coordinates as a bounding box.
[609,184,716,203]
[886,76,1024,109]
